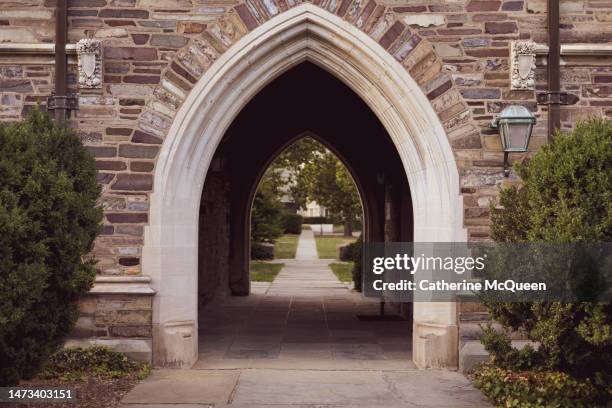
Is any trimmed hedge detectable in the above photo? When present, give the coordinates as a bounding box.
[251,242,274,260]
[0,111,102,385]
[302,216,330,224]
[283,212,303,234]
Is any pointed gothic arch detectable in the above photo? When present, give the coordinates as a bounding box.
[142,4,467,369]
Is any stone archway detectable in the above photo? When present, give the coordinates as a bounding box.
[142,4,467,369]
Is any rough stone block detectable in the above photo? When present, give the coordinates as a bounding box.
[119,144,159,158]
[119,257,140,266]
[132,129,163,144]
[69,0,107,6]
[86,146,117,157]
[150,34,189,48]
[95,27,128,38]
[106,212,148,223]
[116,225,144,235]
[104,47,158,61]
[433,43,462,57]
[0,79,32,92]
[502,1,524,11]
[124,75,160,84]
[110,325,152,337]
[460,88,501,99]
[0,66,23,78]
[95,309,152,326]
[379,21,405,50]
[466,1,501,12]
[485,21,518,34]
[112,174,153,191]
[98,9,149,19]
[403,14,444,28]
[96,160,127,171]
[130,161,154,172]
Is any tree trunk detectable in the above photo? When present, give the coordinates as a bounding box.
[344,219,353,237]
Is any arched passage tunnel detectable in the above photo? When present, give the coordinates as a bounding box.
[197,62,414,326]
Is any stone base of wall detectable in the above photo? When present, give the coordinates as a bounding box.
[413,321,459,370]
[69,276,155,363]
[152,321,198,368]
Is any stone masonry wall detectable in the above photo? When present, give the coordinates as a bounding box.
[0,0,609,363]
[0,1,610,279]
[198,171,231,309]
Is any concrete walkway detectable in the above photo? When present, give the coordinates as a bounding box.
[121,229,490,407]
[294,228,318,260]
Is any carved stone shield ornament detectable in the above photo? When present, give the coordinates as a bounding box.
[76,39,102,88]
[82,52,96,78]
[510,40,537,90]
[518,54,532,80]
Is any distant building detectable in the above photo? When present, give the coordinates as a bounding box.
[297,201,328,218]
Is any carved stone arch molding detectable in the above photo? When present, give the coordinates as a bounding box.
[140,4,468,369]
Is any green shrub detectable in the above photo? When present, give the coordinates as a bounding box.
[283,212,303,234]
[251,242,274,260]
[0,111,102,385]
[480,324,542,371]
[351,235,363,291]
[471,363,609,408]
[482,120,612,385]
[251,189,284,244]
[40,346,149,381]
[491,119,611,243]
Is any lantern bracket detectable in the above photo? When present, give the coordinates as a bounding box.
[536,91,579,106]
[503,151,510,178]
[47,93,78,111]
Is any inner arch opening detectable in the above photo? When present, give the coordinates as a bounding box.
[196,62,415,364]
[249,135,363,263]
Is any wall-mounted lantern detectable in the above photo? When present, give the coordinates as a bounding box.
[491,105,536,177]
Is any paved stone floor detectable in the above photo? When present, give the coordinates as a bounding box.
[121,229,490,407]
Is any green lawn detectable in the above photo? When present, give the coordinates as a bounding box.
[314,235,357,259]
[250,261,284,282]
[274,234,299,259]
[330,262,354,283]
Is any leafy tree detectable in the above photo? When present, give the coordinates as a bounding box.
[260,137,325,209]
[302,151,361,236]
[0,111,102,385]
[252,136,362,245]
[250,142,312,256]
[482,119,612,391]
